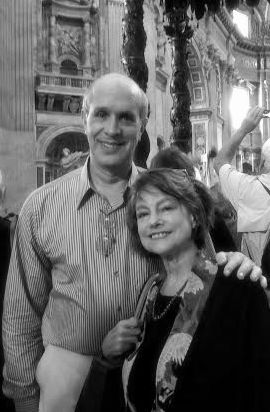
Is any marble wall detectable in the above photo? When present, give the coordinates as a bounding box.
[0,0,37,214]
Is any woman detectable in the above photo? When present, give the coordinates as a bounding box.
[150,146,238,253]
[122,168,270,412]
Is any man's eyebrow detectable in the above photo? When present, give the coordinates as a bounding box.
[93,106,108,113]
[119,110,136,118]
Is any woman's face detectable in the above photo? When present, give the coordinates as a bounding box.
[135,185,194,258]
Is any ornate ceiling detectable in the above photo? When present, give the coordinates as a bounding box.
[160,0,270,20]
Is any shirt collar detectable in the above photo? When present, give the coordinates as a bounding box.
[76,156,141,209]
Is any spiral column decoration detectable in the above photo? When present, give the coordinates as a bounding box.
[164,4,193,152]
[121,0,148,92]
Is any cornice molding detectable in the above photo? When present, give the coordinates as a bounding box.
[190,108,213,118]
[217,7,270,54]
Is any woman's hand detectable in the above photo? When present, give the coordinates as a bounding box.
[102,317,143,365]
[216,251,267,289]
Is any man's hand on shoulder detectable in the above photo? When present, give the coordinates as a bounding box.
[216,251,267,289]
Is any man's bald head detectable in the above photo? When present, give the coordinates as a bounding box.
[82,73,149,129]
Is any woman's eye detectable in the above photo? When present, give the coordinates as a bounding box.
[136,211,148,219]
[161,205,173,212]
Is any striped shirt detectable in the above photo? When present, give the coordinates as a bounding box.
[2,158,160,411]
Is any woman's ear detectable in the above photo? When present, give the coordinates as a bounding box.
[190,215,196,229]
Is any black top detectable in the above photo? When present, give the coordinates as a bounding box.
[167,268,270,412]
[127,293,181,412]
[210,209,237,253]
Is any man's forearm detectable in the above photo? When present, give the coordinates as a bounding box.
[213,126,247,173]
[214,106,265,174]
[14,395,39,412]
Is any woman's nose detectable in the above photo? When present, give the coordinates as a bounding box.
[149,212,162,227]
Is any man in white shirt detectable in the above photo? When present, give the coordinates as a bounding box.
[214,106,270,267]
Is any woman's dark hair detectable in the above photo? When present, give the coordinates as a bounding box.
[150,146,196,178]
[127,168,214,252]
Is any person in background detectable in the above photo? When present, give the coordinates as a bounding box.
[207,147,241,250]
[2,74,266,412]
[214,106,270,274]
[133,130,151,169]
[120,168,270,412]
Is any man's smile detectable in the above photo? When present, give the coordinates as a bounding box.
[99,140,125,150]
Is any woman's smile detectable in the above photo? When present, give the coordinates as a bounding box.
[149,231,170,239]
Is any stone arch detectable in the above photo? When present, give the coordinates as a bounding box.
[187,40,209,109]
[215,64,222,116]
[60,59,79,75]
[36,125,87,160]
[265,2,270,21]
[36,125,89,186]
[58,54,81,68]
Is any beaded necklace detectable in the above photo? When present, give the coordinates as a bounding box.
[152,279,188,321]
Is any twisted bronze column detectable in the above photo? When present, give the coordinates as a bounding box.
[121,0,148,92]
[164,6,193,153]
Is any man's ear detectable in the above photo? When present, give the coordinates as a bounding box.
[140,118,148,136]
[81,109,88,131]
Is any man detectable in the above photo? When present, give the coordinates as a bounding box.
[2,74,266,412]
[0,216,15,412]
[214,105,270,269]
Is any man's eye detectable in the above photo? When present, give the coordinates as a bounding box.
[120,113,133,122]
[96,111,107,119]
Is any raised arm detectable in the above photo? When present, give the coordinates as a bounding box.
[213,106,265,174]
[2,195,52,412]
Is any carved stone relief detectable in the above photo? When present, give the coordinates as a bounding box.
[56,20,83,61]
[154,6,166,66]
[69,97,81,113]
[194,31,212,80]
[193,122,207,157]
[238,56,258,70]
[215,65,222,116]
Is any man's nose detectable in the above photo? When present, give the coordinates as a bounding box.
[106,115,120,135]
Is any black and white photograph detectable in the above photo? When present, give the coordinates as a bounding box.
[1,1,270,412]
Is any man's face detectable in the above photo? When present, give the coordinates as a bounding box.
[84,78,143,172]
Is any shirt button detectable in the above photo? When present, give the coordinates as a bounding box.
[114,270,119,278]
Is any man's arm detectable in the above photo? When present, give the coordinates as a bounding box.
[216,251,267,289]
[2,195,52,412]
[213,106,265,174]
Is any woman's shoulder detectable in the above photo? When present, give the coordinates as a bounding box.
[213,265,268,310]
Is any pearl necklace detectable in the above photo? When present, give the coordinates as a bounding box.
[152,280,188,321]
